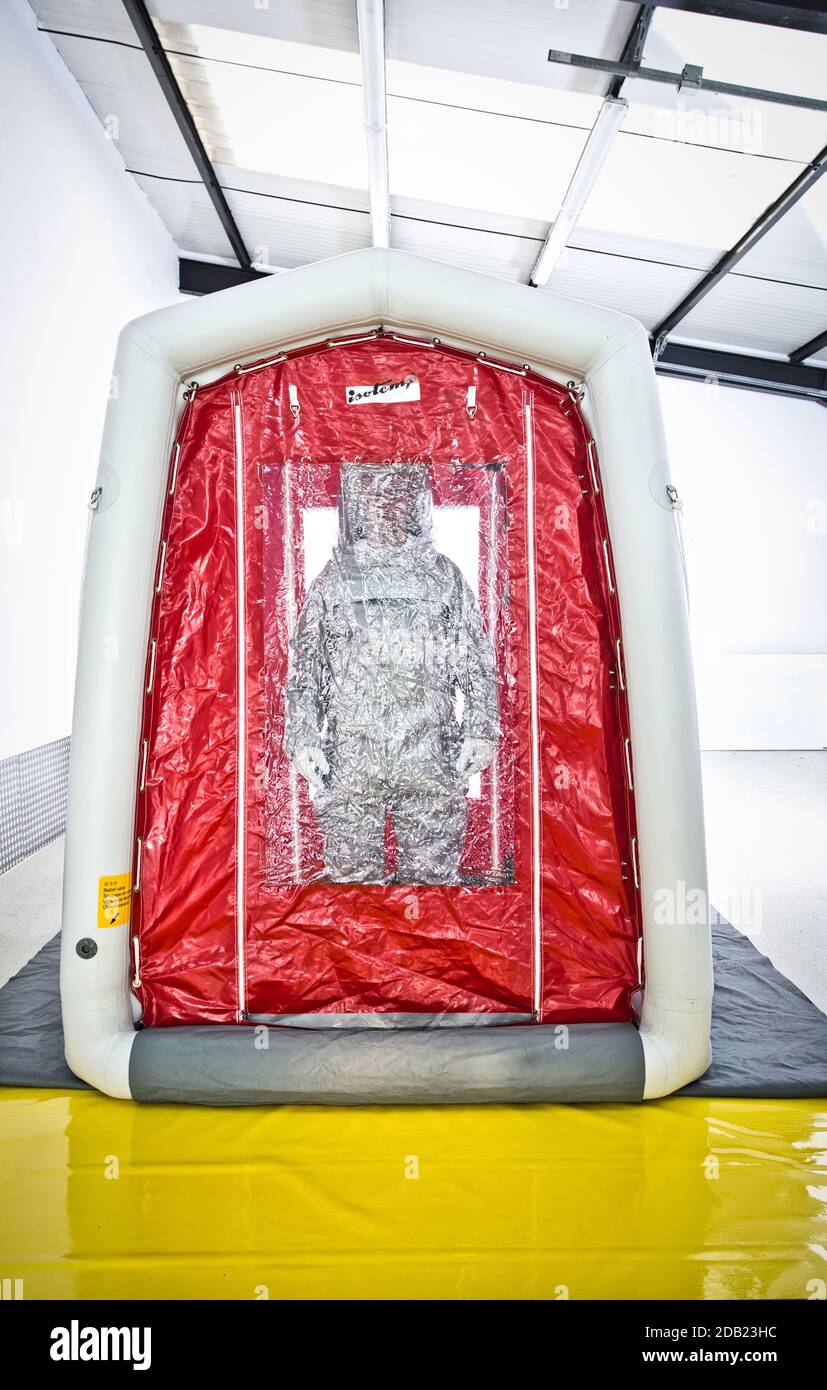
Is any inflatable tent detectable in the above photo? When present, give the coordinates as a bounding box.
[61,249,712,1104]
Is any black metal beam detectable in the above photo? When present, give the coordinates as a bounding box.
[547,49,827,112]
[121,0,252,270]
[789,327,827,363]
[650,1,827,36]
[654,340,827,400]
[607,4,656,99]
[650,144,827,352]
[179,258,267,295]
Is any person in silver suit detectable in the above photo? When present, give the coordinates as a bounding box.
[284,463,499,884]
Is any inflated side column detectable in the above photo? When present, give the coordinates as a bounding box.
[585,327,712,1097]
[61,334,180,1097]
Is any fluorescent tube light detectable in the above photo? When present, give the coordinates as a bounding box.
[531,96,628,286]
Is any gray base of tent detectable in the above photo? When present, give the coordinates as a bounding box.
[129,1019,644,1105]
[2,915,826,1102]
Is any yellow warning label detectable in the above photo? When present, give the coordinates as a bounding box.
[98,873,132,929]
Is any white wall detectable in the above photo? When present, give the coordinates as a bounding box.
[659,376,827,749]
[0,0,180,760]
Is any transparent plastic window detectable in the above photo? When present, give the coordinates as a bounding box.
[261,458,515,888]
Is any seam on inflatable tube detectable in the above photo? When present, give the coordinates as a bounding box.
[644,990,714,1013]
[62,999,135,1094]
[584,319,646,381]
[101,1026,136,1099]
[63,992,129,1018]
[640,1028,672,1098]
[120,322,181,380]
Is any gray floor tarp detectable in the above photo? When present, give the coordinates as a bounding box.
[0,933,88,1090]
[1,916,825,1099]
[678,914,827,1097]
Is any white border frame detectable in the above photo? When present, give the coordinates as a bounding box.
[61,249,712,1100]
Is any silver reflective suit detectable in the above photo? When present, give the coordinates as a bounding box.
[284,464,499,884]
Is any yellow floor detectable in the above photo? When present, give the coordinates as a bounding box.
[0,1089,825,1300]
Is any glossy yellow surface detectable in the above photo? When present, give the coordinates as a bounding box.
[0,1090,825,1300]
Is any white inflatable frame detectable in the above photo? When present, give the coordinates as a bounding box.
[61,248,712,1103]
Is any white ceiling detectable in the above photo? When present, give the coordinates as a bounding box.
[29,0,827,366]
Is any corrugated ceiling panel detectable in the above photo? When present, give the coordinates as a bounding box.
[736,176,827,292]
[579,129,801,260]
[166,50,368,188]
[131,173,234,260]
[152,1,358,51]
[569,226,716,277]
[42,30,200,181]
[31,0,827,370]
[621,80,827,166]
[155,19,361,78]
[674,275,827,357]
[645,6,827,104]
[387,96,586,221]
[386,58,601,129]
[386,0,632,95]
[157,16,603,132]
[212,165,368,216]
[224,187,371,270]
[29,0,137,43]
[544,248,702,332]
[391,211,540,282]
[393,196,547,245]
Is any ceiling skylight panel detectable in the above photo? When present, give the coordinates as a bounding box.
[674,274,827,357]
[167,51,368,188]
[387,97,587,221]
[621,80,827,165]
[646,8,827,103]
[152,1,359,54]
[578,131,801,254]
[385,57,601,128]
[736,175,827,288]
[155,23,363,84]
[385,0,631,94]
